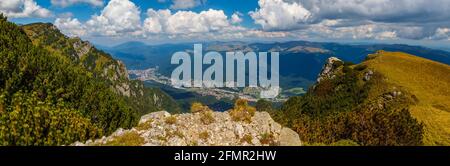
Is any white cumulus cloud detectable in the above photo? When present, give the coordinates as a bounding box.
[429,28,450,40]
[249,0,311,30]
[231,12,243,24]
[170,0,205,9]
[49,0,450,42]
[51,0,104,7]
[0,0,51,18]
[55,17,87,37]
[144,8,231,34]
[296,0,450,23]
[250,0,450,41]
[86,0,142,36]
[303,22,406,40]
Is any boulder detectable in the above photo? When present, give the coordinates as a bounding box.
[279,128,302,146]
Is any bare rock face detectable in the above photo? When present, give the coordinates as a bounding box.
[72,39,92,59]
[316,57,343,83]
[116,61,129,80]
[74,111,302,146]
[279,128,302,146]
[102,60,132,97]
[114,83,131,97]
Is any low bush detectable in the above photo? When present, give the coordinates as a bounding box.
[229,99,256,123]
[165,116,177,125]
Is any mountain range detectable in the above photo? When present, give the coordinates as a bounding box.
[102,40,450,92]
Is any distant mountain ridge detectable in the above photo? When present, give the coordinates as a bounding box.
[103,40,450,92]
[109,40,450,64]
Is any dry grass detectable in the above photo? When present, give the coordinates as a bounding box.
[199,131,209,140]
[229,99,256,123]
[241,134,253,144]
[259,132,276,145]
[364,51,450,145]
[135,119,153,131]
[101,131,145,146]
[200,111,215,125]
[191,102,208,113]
[190,102,215,124]
[165,116,177,125]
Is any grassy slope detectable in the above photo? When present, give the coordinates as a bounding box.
[364,51,450,145]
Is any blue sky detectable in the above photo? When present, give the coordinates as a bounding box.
[11,0,257,26]
[1,0,450,49]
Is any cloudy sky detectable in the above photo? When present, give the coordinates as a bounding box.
[1,0,450,48]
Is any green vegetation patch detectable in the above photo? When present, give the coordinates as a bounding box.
[271,57,424,146]
[101,131,145,146]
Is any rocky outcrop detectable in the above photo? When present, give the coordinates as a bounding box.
[103,60,132,97]
[363,70,374,81]
[74,111,302,146]
[316,57,343,83]
[72,38,92,59]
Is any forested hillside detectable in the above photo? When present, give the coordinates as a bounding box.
[0,14,178,145]
[20,22,181,115]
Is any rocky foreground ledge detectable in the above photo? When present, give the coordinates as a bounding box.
[73,111,302,146]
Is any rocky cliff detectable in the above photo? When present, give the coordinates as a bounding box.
[21,23,132,96]
[316,57,343,83]
[74,111,302,146]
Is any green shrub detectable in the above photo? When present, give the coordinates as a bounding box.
[165,116,177,125]
[354,64,368,71]
[189,102,215,124]
[0,92,101,146]
[241,134,253,144]
[191,102,207,113]
[343,61,355,66]
[101,131,144,146]
[200,111,215,125]
[332,60,344,68]
[256,99,274,112]
[304,139,359,146]
[229,99,256,123]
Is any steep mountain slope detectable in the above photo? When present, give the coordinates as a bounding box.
[271,50,449,145]
[22,23,139,97]
[0,15,135,145]
[363,51,450,145]
[0,15,179,145]
[20,23,180,115]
